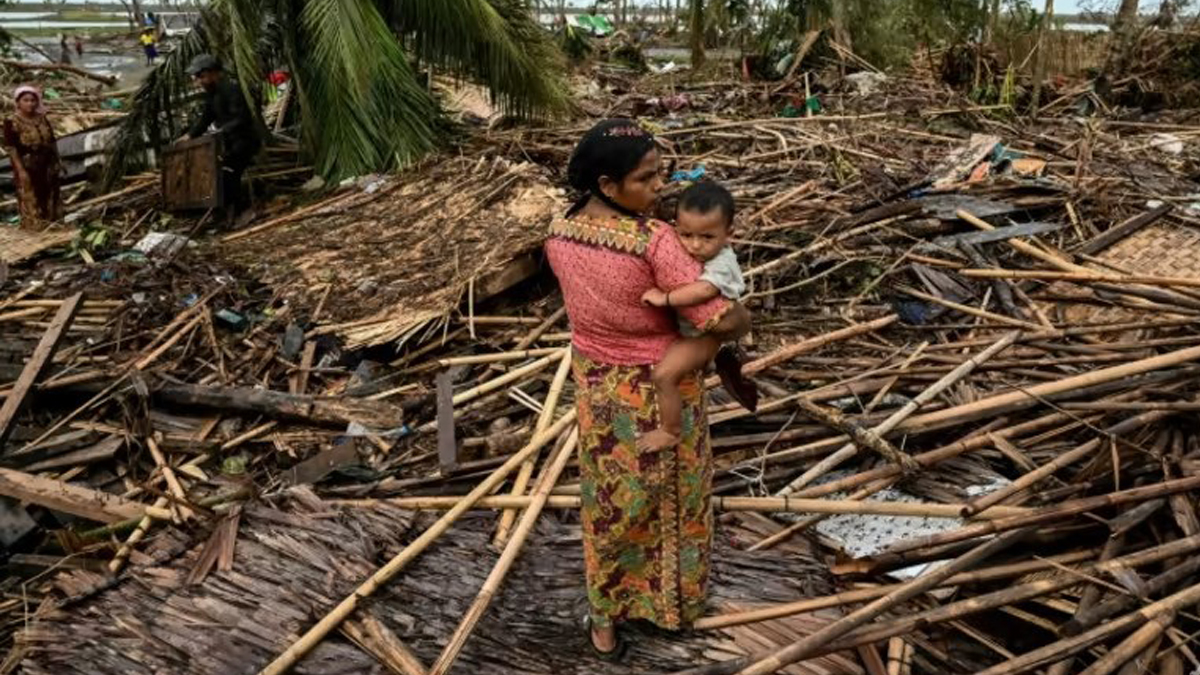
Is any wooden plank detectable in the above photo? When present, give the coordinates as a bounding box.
[475,253,539,299]
[436,371,457,474]
[0,293,82,450]
[0,466,163,523]
[1076,204,1172,256]
[21,435,124,473]
[161,134,223,211]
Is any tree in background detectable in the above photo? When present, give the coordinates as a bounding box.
[106,0,568,184]
[691,0,705,68]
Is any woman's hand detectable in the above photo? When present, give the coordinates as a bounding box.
[641,288,668,307]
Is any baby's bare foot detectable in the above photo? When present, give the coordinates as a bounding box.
[637,428,680,452]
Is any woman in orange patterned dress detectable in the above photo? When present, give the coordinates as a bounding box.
[4,86,63,228]
[545,119,751,659]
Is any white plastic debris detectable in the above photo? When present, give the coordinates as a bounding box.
[846,71,888,96]
[1150,133,1184,155]
[133,232,193,259]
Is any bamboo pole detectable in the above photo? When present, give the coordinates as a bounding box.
[1046,536,1124,675]
[893,343,1200,435]
[437,348,561,367]
[963,406,1176,516]
[357,495,1029,519]
[1078,611,1174,675]
[494,349,572,547]
[957,210,1089,274]
[899,287,1045,330]
[884,474,1200,555]
[777,330,1019,495]
[145,436,193,521]
[451,349,567,407]
[256,410,576,675]
[692,550,1094,631]
[738,315,898,376]
[821,534,1200,653]
[961,268,1200,289]
[973,580,1200,675]
[735,529,1029,675]
[430,428,579,675]
[1064,553,1200,636]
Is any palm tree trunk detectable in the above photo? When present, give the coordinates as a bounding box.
[1030,0,1054,115]
[690,0,705,69]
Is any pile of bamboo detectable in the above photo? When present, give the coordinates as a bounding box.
[8,64,1200,674]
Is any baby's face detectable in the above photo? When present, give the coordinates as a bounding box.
[676,208,730,263]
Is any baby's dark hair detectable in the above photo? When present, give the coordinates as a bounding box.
[678,182,735,229]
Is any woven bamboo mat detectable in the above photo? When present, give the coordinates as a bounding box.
[0,226,74,264]
[1048,222,1200,326]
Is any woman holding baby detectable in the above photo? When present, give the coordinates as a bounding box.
[544,119,754,659]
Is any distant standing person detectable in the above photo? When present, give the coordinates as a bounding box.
[179,54,262,227]
[140,29,157,66]
[58,34,71,65]
[74,35,84,58]
[3,86,63,228]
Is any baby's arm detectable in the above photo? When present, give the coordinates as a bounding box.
[642,280,720,308]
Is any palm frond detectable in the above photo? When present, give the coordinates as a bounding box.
[297,0,440,177]
[383,0,570,118]
[224,0,266,108]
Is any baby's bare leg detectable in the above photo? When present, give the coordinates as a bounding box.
[639,336,720,452]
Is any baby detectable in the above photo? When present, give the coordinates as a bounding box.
[640,182,756,452]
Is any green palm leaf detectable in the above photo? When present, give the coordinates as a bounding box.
[298,0,439,177]
[383,0,569,118]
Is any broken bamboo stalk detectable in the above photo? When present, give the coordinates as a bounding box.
[431,427,580,674]
[777,330,1019,495]
[973,579,1200,675]
[146,436,193,521]
[693,549,1094,631]
[821,534,1200,653]
[893,343,1200,435]
[739,315,898,376]
[494,347,572,547]
[256,409,577,675]
[1078,610,1174,675]
[0,466,169,523]
[1063,553,1200,636]
[885,475,1200,555]
[451,349,567,407]
[437,348,561,367]
[0,293,82,450]
[961,268,1200,289]
[963,406,1177,516]
[734,529,1030,675]
[342,615,428,675]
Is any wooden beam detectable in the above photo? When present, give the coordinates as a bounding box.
[0,293,82,450]
[0,466,167,523]
[436,371,457,474]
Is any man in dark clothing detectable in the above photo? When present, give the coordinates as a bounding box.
[180,54,261,226]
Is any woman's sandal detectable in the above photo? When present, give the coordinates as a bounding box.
[582,614,628,662]
[714,345,759,412]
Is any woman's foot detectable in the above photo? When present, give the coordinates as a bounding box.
[637,428,679,452]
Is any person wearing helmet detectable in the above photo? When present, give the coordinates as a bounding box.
[179,54,261,227]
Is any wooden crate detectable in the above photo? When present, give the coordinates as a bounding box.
[161,134,224,211]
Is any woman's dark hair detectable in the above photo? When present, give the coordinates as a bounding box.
[566,118,658,217]
[679,182,735,228]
